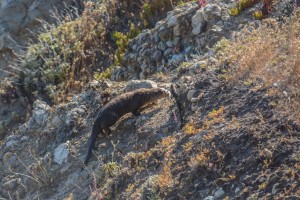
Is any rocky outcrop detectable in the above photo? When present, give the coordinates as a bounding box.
[112,2,234,81]
[112,0,297,81]
[0,0,84,77]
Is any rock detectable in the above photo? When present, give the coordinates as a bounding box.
[21,136,29,142]
[192,9,205,35]
[214,187,225,199]
[187,90,197,101]
[202,4,221,21]
[164,48,173,57]
[152,50,163,62]
[167,15,178,27]
[235,187,240,193]
[5,134,20,147]
[169,54,185,64]
[272,183,279,195]
[53,142,69,165]
[204,196,215,200]
[166,40,174,48]
[191,102,198,111]
[158,41,167,51]
[191,97,199,103]
[31,100,51,125]
[125,80,158,92]
[66,106,87,126]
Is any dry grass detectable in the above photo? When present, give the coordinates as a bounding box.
[218,13,300,119]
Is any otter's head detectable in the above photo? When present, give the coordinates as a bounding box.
[146,87,171,103]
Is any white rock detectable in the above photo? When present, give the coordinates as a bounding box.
[187,90,197,101]
[192,9,205,35]
[53,142,69,165]
[214,187,225,198]
[204,196,214,200]
[31,100,51,125]
[272,183,279,194]
[191,97,199,103]
[125,80,158,92]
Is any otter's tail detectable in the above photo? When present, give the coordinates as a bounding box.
[81,123,102,171]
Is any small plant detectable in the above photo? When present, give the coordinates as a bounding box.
[158,163,173,190]
[208,106,224,118]
[182,141,194,152]
[93,67,112,81]
[112,23,140,66]
[229,0,275,19]
[188,148,210,170]
[183,122,199,135]
[102,162,121,177]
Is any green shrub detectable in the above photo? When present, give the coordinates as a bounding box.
[112,23,140,66]
[20,2,108,104]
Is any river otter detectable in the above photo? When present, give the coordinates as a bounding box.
[82,87,171,170]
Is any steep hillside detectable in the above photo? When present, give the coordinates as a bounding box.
[0,0,300,199]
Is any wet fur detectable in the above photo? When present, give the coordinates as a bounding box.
[82,88,171,170]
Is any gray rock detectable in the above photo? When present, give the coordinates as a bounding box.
[31,100,51,125]
[192,9,205,35]
[166,40,174,48]
[152,50,163,62]
[164,48,173,57]
[158,41,167,51]
[214,187,225,199]
[167,15,178,27]
[125,80,158,92]
[187,90,196,101]
[53,142,69,165]
[169,54,185,64]
[173,24,180,36]
[66,106,86,126]
[202,4,221,21]
[272,183,279,195]
[204,196,215,200]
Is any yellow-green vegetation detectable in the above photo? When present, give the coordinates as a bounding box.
[20,2,108,104]
[93,67,113,81]
[113,23,140,66]
[140,0,196,27]
[183,122,199,135]
[188,148,210,169]
[217,15,300,118]
[101,162,121,177]
[229,0,275,19]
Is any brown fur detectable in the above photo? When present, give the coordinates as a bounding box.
[82,87,171,170]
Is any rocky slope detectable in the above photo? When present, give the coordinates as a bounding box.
[0,0,84,77]
[0,0,300,200]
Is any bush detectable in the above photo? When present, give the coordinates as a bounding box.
[19,2,110,104]
[217,14,300,118]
